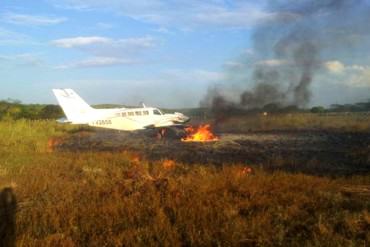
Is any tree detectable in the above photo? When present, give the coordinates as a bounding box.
[310,106,326,113]
[39,105,63,119]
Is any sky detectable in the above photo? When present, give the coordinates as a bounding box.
[0,0,369,108]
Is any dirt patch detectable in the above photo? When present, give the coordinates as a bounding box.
[56,129,370,176]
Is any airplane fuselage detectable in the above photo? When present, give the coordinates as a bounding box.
[87,107,190,131]
[53,88,190,132]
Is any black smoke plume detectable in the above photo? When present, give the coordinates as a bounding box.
[202,0,370,118]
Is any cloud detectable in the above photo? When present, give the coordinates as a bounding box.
[48,0,297,29]
[325,60,368,74]
[256,59,289,67]
[0,27,29,44]
[347,67,370,87]
[224,61,245,69]
[52,36,111,48]
[323,60,370,87]
[0,53,44,66]
[2,12,67,26]
[52,36,157,68]
[194,5,299,28]
[162,69,224,83]
[325,60,345,73]
[153,27,172,34]
[96,22,114,29]
[347,65,366,72]
[51,36,157,56]
[55,56,137,69]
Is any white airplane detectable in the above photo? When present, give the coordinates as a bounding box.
[52,89,190,134]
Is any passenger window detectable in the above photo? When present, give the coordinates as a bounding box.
[122,112,127,117]
[143,111,149,115]
[128,112,134,116]
[135,111,142,116]
[153,110,161,115]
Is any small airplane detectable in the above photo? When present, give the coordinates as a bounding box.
[52,89,190,135]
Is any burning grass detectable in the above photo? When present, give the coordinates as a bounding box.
[181,124,219,142]
[0,119,369,246]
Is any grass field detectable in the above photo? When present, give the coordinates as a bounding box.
[0,114,369,246]
[214,112,370,133]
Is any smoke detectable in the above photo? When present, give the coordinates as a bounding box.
[202,0,370,116]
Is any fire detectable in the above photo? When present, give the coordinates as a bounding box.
[162,159,176,169]
[47,137,64,153]
[181,124,219,142]
[241,167,253,175]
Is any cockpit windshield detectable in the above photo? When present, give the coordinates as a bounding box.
[153,109,162,115]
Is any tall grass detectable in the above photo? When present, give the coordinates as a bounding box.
[0,120,76,153]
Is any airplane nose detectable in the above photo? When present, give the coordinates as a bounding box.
[183,115,190,123]
[176,116,189,123]
[174,112,190,123]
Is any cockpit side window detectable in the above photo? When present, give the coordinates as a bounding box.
[153,109,162,115]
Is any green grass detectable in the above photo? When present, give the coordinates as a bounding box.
[0,120,77,153]
[0,119,369,246]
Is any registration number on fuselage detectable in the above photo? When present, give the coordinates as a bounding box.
[93,120,112,125]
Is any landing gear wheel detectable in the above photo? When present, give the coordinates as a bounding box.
[157,128,167,139]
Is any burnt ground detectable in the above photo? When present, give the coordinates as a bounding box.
[56,128,370,176]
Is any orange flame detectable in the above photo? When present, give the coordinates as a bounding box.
[47,137,64,153]
[181,124,219,142]
[162,159,176,169]
[241,167,253,175]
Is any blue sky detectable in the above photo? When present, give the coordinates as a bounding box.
[0,0,369,107]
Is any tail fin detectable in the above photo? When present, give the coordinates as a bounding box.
[52,89,94,124]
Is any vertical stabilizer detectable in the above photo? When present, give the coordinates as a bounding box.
[52,89,94,124]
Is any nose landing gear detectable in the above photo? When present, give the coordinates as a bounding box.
[156,127,187,140]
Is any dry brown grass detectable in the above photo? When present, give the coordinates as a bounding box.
[0,152,368,246]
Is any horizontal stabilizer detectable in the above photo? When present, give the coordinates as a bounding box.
[56,117,71,124]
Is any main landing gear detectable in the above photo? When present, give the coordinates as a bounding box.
[157,128,167,139]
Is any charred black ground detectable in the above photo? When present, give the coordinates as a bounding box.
[57,128,370,176]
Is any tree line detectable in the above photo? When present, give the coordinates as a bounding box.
[0,98,369,121]
[311,100,370,113]
[0,100,63,120]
